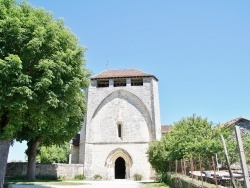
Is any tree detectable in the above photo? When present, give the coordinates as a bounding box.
[241,131,250,164]
[37,143,70,163]
[0,0,90,183]
[147,137,171,173]
[147,115,235,173]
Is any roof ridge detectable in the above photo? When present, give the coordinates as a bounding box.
[224,116,250,126]
[91,69,109,78]
[90,68,158,81]
[97,68,144,71]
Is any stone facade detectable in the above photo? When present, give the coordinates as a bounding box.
[6,163,83,179]
[71,69,161,180]
[70,146,79,164]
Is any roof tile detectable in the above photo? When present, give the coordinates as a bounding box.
[91,68,158,81]
[161,125,172,132]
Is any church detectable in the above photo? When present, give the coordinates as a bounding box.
[71,68,162,180]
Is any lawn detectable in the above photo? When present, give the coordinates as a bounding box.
[140,182,171,188]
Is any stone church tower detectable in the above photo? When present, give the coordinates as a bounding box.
[71,69,161,180]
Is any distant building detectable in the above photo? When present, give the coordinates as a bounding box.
[71,69,161,180]
[161,125,172,137]
[223,117,250,134]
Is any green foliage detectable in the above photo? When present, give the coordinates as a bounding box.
[147,115,236,173]
[0,0,90,180]
[147,140,169,173]
[37,143,70,163]
[74,174,85,180]
[133,173,142,181]
[157,172,168,183]
[242,131,250,164]
[165,175,199,188]
[57,176,66,181]
[0,0,90,145]
[35,175,58,181]
[141,182,170,188]
[5,174,58,181]
[5,175,27,181]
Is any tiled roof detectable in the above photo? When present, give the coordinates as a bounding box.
[224,117,250,127]
[161,125,172,133]
[91,69,158,81]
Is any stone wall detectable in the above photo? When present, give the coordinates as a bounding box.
[70,146,79,164]
[77,76,161,180]
[6,163,84,179]
[83,143,151,180]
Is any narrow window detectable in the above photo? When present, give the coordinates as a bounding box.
[118,124,122,138]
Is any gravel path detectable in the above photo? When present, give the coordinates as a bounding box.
[11,180,151,188]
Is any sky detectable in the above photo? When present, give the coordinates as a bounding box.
[8,0,250,161]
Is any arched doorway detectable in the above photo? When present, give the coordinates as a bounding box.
[115,157,126,179]
[105,148,132,179]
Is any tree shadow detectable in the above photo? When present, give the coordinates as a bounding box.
[11,185,53,188]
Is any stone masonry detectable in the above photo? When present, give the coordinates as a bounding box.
[71,69,161,180]
[6,163,83,179]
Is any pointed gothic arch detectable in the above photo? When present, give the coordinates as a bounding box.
[91,89,153,141]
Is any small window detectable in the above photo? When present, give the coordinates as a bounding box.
[97,80,109,87]
[131,78,143,86]
[114,79,126,87]
[118,124,122,138]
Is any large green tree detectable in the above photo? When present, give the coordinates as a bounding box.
[0,0,89,184]
[147,115,235,173]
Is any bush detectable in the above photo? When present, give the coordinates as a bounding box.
[157,172,168,183]
[36,175,58,180]
[164,174,197,188]
[5,174,64,181]
[5,175,26,181]
[57,176,66,181]
[93,174,102,181]
[133,173,142,181]
[74,174,85,180]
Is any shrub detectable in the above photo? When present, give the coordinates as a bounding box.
[5,175,26,181]
[133,173,142,181]
[36,175,58,180]
[93,174,102,181]
[157,172,168,183]
[58,176,66,181]
[74,174,85,180]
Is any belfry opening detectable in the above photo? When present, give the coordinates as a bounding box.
[115,157,126,179]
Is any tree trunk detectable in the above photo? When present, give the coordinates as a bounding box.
[27,138,40,181]
[0,111,11,188]
[0,139,11,188]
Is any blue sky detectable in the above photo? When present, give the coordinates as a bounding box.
[8,0,250,161]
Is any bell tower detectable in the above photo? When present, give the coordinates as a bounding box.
[72,69,161,180]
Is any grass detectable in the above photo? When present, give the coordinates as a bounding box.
[139,174,219,188]
[175,174,218,188]
[140,182,171,188]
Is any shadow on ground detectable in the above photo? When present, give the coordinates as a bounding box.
[11,185,50,188]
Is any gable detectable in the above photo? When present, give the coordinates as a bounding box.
[224,117,250,132]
